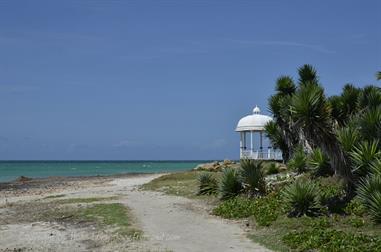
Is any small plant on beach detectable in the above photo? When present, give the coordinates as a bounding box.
[213,192,282,226]
[197,172,218,195]
[287,148,307,174]
[283,179,319,217]
[219,168,243,200]
[240,159,266,196]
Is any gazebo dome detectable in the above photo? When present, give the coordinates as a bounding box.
[235,106,273,132]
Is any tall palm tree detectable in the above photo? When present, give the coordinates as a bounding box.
[290,72,352,183]
[266,76,299,162]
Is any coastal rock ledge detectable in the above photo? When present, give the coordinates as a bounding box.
[193,160,239,172]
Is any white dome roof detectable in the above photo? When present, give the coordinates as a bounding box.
[235,106,273,132]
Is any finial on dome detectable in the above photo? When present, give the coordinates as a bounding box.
[253,105,261,114]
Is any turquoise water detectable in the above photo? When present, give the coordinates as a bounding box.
[0,161,208,182]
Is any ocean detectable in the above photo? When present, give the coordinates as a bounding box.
[0,160,209,182]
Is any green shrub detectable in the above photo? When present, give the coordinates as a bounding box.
[240,159,266,196]
[213,193,282,226]
[197,172,218,195]
[266,163,280,175]
[316,176,346,213]
[344,199,366,216]
[219,168,243,200]
[282,179,319,217]
[350,140,381,177]
[282,228,381,251]
[287,148,307,174]
[307,148,333,177]
[357,174,381,222]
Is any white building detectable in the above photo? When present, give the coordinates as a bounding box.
[235,106,282,160]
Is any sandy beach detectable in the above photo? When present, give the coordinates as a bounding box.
[0,174,269,252]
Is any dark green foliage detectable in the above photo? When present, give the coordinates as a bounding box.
[344,199,366,216]
[219,168,243,200]
[316,176,346,213]
[350,140,381,177]
[240,159,266,196]
[213,193,282,226]
[287,147,307,174]
[357,174,381,222]
[307,148,333,177]
[264,121,289,161]
[357,107,381,143]
[282,179,319,217]
[266,163,280,175]
[197,172,218,195]
[282,228,381,252]
[275,76,296,95]
[329,84,361,126]
[298,64,318,85]
[359,85,381,110]
[337,125,360,153]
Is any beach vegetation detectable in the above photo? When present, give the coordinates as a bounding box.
[240,159,266,196]
[219,168,243,200]
[282,179,319,217]
[197,172,218,195]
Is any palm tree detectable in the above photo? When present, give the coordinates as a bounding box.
[266,76,299,162]
[289,70,353,183]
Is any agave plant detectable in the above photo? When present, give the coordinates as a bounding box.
[219,168,243,200]
[287,147,307,174]
[350,140,381,178]
[240,159,266,196]
[357,174,381,222]
[283,179,319,217]
[367,191,381,222]
[357,107,381,143]
[198,172,218,195]
[307,148,332,177]
[337,125,360,153]
[358,85,381,110]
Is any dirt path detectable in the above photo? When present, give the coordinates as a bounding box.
[112,176,270,252]
[0,174,270,252]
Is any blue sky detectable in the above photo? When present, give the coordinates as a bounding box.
[0,0,380,160]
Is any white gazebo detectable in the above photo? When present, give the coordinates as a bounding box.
[235,106,282,160]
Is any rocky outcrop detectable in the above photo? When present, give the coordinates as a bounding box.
[193,160,239,172]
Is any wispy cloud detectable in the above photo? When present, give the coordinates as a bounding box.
[227,39,335,54]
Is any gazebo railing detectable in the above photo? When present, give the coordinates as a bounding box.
[240,149,282,161]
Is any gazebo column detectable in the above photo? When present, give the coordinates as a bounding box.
[260,131,263,158]
[239,132,243,157]
[250,131,253,156]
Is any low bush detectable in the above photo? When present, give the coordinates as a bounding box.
[316,176,346,214]
[282,179,319,217]
[240,159,266,196]
[357,174,381,222]
[266,163,280,175]
[219,168,243,200]
[287,148,307,174]
[197,172,218,195]
[213,193,282,226]
[282,228,381,251]
[350,140,381,177]
[307,148,333,177]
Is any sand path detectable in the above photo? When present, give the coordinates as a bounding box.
[114,176,270,252]
[0,174,270,252]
